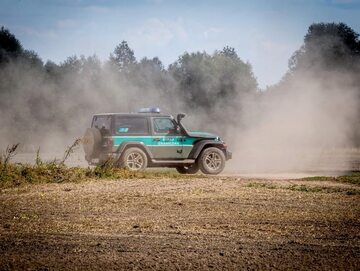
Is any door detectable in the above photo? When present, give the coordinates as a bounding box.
[150,117,183,159]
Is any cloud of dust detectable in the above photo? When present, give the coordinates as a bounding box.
[0,56,185,156]
[227,69,360,172]
[1,25,359,172]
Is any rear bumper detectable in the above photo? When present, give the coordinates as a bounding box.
[225,149,232,160]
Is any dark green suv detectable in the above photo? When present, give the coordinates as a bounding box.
[83,108,232,174]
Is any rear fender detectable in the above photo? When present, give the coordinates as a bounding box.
[114,141,154,161]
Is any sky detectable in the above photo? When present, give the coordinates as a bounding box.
[0,0,359,88]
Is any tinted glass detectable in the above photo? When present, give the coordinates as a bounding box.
[115,117,149,135]
[153,118,176,134]
[92,116,111,130]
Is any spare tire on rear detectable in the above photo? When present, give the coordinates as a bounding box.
[83,128,102,162]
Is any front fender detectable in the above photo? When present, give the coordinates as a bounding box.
[188,140,226,159]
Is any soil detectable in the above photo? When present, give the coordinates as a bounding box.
[1,177,359,270]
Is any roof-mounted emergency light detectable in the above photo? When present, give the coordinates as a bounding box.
[138,107,161,113]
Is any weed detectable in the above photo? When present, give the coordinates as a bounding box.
[61,138,81,164]
[246,182,277,189]
[35,147,42,166]
[1,143,20,172]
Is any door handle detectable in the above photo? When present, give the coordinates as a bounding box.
[153,138,161,141]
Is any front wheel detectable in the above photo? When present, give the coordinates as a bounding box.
[176,163,199,174]
[198,147,226,175]
[120,147,148,171]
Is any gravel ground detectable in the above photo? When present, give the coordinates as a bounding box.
[0,177,359,270]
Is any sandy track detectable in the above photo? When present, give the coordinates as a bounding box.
[1,177,359,270]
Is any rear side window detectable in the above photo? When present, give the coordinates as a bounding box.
[92,115,111,130]
[115,117,149,135]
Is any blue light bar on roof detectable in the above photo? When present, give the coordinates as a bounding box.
[138,107,161,113]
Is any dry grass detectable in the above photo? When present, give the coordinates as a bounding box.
[0,141,203,189]
[0,161,201,189]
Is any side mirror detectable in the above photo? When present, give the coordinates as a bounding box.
[177,113,186,124]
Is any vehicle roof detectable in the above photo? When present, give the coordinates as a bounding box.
[93,112,173,118]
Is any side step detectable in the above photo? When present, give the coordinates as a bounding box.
[151,159,195,164]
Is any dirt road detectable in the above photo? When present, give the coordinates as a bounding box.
[1,177,359,270]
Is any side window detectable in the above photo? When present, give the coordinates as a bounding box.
[115,117,149,135]
[153,118,176,134]
[92,116,111,135]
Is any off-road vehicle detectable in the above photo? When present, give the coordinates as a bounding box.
[83,108,232,175]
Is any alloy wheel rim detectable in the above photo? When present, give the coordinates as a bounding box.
[126,152,143,170]
[205,152,222,170]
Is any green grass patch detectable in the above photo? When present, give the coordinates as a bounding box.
[336,172,360,186]
[300,172,360,186]
[301,176,335,182]
[246,182,277,189]
[286,184,359,195]
[287,184,323,193]
[245,181,359,196]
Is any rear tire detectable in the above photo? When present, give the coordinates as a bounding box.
[176,163,199,174]
[120,147,148,171]
[198,147,226,175]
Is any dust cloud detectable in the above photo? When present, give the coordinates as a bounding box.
[0,57,183,153]
[1,23,359,172]
[228,70,360,172]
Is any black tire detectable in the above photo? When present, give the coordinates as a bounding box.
[120,147,148,171]
[198,147,226,175]
[176,163,199,174]
[83,128,102,162]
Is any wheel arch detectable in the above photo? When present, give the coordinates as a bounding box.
[115,141,154,162]
[188,140,226,159]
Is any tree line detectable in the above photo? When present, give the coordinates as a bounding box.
[0,22,359,149]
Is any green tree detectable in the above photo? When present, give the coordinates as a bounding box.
[45,60,60,77]
[219,46,240,61]
[280,22,360,147]
[80,55,101,78]
[21,49,43,67]
[60,55,82,74]
[129,57,169,94]
[0,27,43,67]
[169,48,257,109]
[0,26,23,63]
[289,22,360,72]
[139,57,164,71]
[109,41,136,73]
